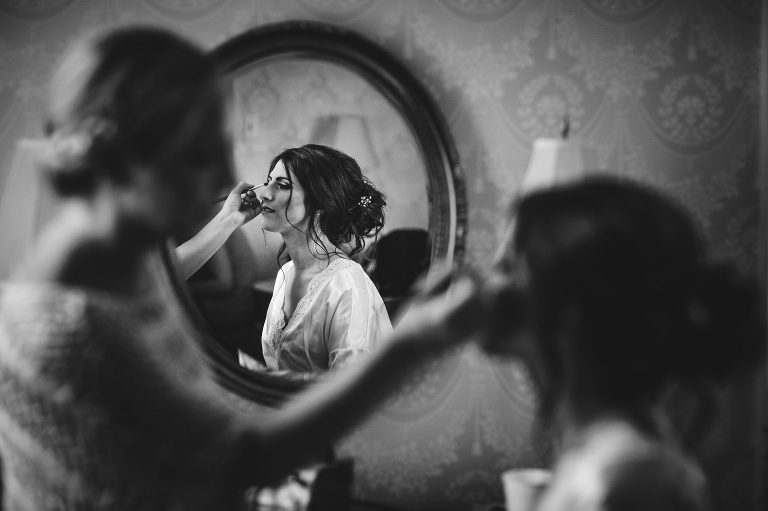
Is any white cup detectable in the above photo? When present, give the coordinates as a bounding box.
[501,468,551,511]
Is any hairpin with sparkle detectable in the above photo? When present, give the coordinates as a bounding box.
[348,194,372,213]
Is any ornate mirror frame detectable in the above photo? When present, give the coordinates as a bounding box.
[171,20,466,405]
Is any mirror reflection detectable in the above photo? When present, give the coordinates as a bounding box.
[180,57,433,372]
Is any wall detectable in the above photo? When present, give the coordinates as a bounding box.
[0,0,763,509]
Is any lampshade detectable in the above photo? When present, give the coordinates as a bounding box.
[519,137,584,195]
[309,114,378,170]
[0,138,51,278]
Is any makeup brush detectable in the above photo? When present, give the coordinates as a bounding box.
[215,184,264,204]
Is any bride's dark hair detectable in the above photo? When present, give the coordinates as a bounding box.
[269,144,386,262]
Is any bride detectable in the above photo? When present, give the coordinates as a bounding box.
[176,143,392,372]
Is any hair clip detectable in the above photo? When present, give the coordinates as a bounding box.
[80,116,116,140]
[347,194,373,213]
[44,116,117,168]
[43,130,92,168]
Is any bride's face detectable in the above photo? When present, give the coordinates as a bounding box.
[257,159,308,234]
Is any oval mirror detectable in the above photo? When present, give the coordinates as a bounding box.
[173,20,465,403]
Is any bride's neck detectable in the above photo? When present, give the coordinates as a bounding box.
[282,230,341,273]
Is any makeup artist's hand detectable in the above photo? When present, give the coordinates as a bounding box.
[221,181,262,226]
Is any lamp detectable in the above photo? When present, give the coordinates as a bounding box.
[519,117,584,195]
[0,138,52,278]
[309,114,378,170]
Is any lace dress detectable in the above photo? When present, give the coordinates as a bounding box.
[260,258,392,372]
[0,282,248,511]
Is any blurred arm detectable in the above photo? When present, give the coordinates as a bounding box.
[175,182,260,280]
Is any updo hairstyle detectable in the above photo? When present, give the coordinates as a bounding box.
[42,26,229,196]
[270,144,386,258]
[512,176,764,410]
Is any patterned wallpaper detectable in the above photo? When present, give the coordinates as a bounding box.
[0,0,764,509]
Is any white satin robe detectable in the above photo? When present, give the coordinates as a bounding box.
[261,258,392,372]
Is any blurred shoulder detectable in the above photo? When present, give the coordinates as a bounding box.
[0,282,91,352]
[603,444,710,511]
[540,422,710,511]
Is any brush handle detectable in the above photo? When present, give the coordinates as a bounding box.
[215,185,262,204]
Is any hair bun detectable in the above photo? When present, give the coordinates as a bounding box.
[39,129,94,195]
[350,180,385,237]
[40,116,122,195]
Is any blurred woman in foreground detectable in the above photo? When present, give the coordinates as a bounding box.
[487,177,764,511]
[0,26,484,510]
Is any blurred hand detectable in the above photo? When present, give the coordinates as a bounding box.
[392,262,536,361]
[393,264,487,350]
[221,181,262,226]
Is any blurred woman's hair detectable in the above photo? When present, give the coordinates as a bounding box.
[269,144,386,261]
[43,26,230,196]
[512,176,764,418]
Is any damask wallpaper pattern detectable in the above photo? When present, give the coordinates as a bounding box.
[0,0,764,509]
